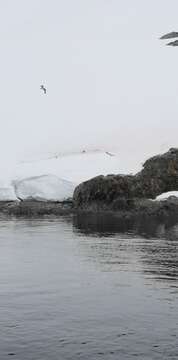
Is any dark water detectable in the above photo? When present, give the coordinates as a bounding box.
[0,215,178,359]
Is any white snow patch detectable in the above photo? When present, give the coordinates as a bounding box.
[0,187,18,201]
[0,149,144,188]
[13,151,122,184]
[13,174,75,202]
[156,191,178,201]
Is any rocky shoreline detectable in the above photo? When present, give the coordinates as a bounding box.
[1,148,178,221]
[0,197,178,223]
[73,148,178,210]
[0,200,73,218]
[1,194,178,223]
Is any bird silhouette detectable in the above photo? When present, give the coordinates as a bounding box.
[166,40,178,46]
[160,32,178,40]
[40,85,47,94]
[160,32,178,46]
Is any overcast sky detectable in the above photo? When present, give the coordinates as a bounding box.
[1,0,178,166]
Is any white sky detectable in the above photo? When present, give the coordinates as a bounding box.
[1,0,178,166]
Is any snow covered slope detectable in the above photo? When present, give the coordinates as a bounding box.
[14,150,124,184]
[0,149,144,201]
[13,174,75,201]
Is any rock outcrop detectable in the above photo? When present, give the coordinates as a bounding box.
[73,148,178,211]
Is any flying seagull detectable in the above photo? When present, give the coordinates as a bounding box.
[160,32,178,46]
[40,85,46,94]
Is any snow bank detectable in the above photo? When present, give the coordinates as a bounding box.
[156,191,178,201]
[0,187,18,201]
[14,151,123,184]
[13,174,75,202]
[0,151,121,202]
[0,149,144,188]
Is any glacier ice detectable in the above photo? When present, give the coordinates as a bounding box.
[13,174,75,201]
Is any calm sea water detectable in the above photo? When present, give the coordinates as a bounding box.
[0,214,178,360]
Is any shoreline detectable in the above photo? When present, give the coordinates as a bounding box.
[0,197,178,223]
[0,200,74,218]
[1,148,178,221]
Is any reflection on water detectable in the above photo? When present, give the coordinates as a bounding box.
[73,212,178,239]
[0,215,177,359]
[73,214,178,284]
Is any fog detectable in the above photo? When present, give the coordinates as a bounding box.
[0,0,178,169]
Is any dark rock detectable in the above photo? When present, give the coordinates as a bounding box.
[73,148,178,211]
[0,200,73,218]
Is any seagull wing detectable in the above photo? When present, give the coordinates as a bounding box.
[160,31,178,40]
[166,40,178,46]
